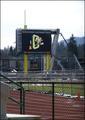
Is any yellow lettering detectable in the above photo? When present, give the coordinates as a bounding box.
[32,34,40,50]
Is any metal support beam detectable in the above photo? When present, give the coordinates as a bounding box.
[51,29,60,70]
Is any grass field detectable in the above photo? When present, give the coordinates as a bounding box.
[23,83,84,96]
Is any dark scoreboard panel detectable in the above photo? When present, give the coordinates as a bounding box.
[16,29,51,53]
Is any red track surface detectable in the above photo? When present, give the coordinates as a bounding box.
[7,91,85,120]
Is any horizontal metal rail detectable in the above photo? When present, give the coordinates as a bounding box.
[0,73,23,89]
[11,81,85,84]
[1,70,85,82]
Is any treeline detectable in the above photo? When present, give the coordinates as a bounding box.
[0,35,84,58]
[55,34,85,70]
[0,35,85,70]
[0,46,16,58]
[57,35,85,58]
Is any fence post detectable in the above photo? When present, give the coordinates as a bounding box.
[52,82,54,120]
[20,82,23,114]
[20,82,25,114]
[22,88,25,114]
[71,71,72,95]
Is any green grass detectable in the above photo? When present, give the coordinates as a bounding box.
[23,84,84,96]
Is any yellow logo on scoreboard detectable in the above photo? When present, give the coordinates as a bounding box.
[29,34,44,50]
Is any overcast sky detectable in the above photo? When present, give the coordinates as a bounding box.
[1,1,84,49]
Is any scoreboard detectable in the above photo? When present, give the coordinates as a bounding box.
[16,29,51,53]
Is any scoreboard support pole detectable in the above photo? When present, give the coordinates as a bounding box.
[44,54,46,71]
[44,52,51,71]
[23,10,28,74]
[47,52,51,71]
[24,53,28,74]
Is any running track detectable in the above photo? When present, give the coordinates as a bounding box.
[6,91,85,120]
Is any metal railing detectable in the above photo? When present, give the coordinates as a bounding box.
[2,70,85,83]
[17,81,84,120]
[0,73,25,114]
[0,71,85,120]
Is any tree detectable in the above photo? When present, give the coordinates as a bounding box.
[9,46,13,56]
[78,44,85,58]
[68,34,78,57]
[67,34,78,69]
[8,46,16,56]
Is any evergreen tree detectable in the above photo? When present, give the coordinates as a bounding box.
[68,34,78,57]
